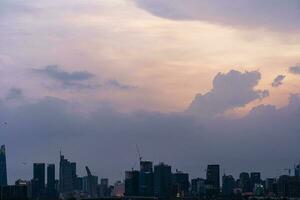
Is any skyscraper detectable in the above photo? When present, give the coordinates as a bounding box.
[33,163,45,198]
[125,170,139,196]
[222,174,235,196]
[59,154,77,194]
[172,170,189,198]
[0,145,7,186]
[139,161,154,196]
[239,172,250,193]
[154,163,172,199]
[295,164,300,177]
[46,164,56,197]
[250,172,261,192]
[206,165,220,195]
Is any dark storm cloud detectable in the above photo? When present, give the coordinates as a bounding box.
[2,92,300,183]
[271,75,285,87]
[187,70,268,117]
[32,65,100,90]
[289,66,300,74]
[134,0,300,31]
[106,80,136,90]
[5,88,23,100]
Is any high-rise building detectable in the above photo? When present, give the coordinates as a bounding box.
[222,174,235,196]
[191,178,206,197]
[98,178,110,197]
[125,170,139,196]
[46,164,56,197]
[172,170,189,197]
[139,161,154,196]
[33,163,45,198]
[83,175,98,198]
[154,163,172,199]
[239,172,250,193]
[0,145,7,186]
[206,165,220,195]
[250,172,261,192]
[59,154,77,194]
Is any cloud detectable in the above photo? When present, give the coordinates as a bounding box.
[186,70,269,117]
[106,80,136,90]
[134,0,300,32]
[2,92,300,183]
[5,88,23,100]
[289,66,300,74]
[271,75,285,87]
[32,65,99,90]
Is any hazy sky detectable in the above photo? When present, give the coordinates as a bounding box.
[1,0,300,184]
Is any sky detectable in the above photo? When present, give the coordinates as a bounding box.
[1,0,300,184]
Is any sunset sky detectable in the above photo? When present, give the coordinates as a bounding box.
[1,0,300,183]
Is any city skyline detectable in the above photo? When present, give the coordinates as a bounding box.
[1,0,300,192]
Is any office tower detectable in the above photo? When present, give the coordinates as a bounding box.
[0,145,7,186]
[46,164,56,197]
[83,175,98,198]
[295,164,300,177]
[125,170,139,196]
[154,163,172,199]
[206,165,220,195]
[222,174,235,195]
[98,178,110,197]
[33,163,45,198]
[250,172,261,192]
[239,172,250,193]
[172,170,189,197]
[139,161,154,196]
[59,154,77,193]
[265,178,277,195]
[191,178,206,197]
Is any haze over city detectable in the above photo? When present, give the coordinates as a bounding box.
[1,0,300,188]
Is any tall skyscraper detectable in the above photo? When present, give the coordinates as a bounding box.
[250,172,261,192]
[33,163,45,198]
[59,154,77,193]
[46,164,56,197]
[154,163,172,199]
[191,178,206,197]
[172,170,189,197]
[139,161,154,196]
[239,172,250,193]
[206,164,220,195]
[0,145,7,186]
[222,174,235,196]
[98,178,110,197]
[125,170,139,196]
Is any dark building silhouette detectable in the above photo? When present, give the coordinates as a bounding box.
[250,172,261,192]
[32,163,45,198]
[206,165,220,196]
[98,178,110,197]
[153,163,172,199]
[278,175,300,197]
[46,164,56,198]
[139,161,154,197]
[1,185,28,200]
[265,178,277,195]
[239,172,250,193]
[59,154,77,194]
[0,145,7,186]
[222,174,235,196]
[172,170,189,198]
[125,170,139,196]
[191,178,206,197]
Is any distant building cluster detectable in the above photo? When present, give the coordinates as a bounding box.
[1,144,300,200]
